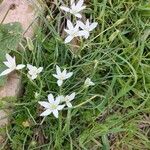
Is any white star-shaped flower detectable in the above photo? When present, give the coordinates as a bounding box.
[60,0,86,18]
[0,53,25,76]
[59,92,76,108]
[38,94,65,118]
[53,65,73,86]
[77,19,98,39]
[84,78,95,87]
[64,20,86,43]
[27,64,43,80]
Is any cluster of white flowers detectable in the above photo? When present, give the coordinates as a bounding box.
[0,53,95,119]
[0,1,97,120]
[0,54,43,80]
[60,0,98,43]
[38,92,75,118]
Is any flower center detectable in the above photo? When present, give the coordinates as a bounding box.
[71,9,78,14]
[60,74,65,80]
[72,31,78,37]
[50,104,57,110]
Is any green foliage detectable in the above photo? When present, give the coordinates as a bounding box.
[2,0,150,149]
[0,22,23,86]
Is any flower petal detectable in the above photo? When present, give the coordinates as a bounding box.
[3,61,11,68]
[86,19,90,27]
[84,32,90,39]
[66,102,72,108]
[38,101,50,109]
[78,6,86,11]
[27,64,34,70]
[76,0,84,8]
[6,53,15,64]
[56,95,64,103]
[74,13,82,18]
[65,72,73,79]
[57,80,63,86]
[53,74,59,79]
[57,104,65,110]
[60,6,70,12]
[54,98,61,105]
[48,94,55,103]
[67,20,74,30]
[37,67,43,73]
[62,69,67,76]
[16,64,25,70]
[68,92,75,101]
[56,65,61,75]
[64,29,72,34]
[78,30,89,37]
[70,0,74,5]
[31,74,38,80]
[89,22,98,31]
[52,110,59,118]
[40,109,51,116]
[0,69,12,76]
[65,35,73,43]
[77,21,85,29]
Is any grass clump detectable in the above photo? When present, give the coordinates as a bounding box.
[0,0,150,149]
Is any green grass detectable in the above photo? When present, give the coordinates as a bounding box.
[1,0,150,149]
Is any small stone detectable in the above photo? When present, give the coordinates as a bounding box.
[0,0,40,37]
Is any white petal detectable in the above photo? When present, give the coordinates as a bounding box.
[31,74,38,80]
[40,109,51,116]
[62,69,67,76]
[74,13,82,18]
[78,6,86,11]
[89,22,98,31]
[38,101,50,109]
[52,110,59,118]
[77,30,89,37]
[53,74,59,79]
[90,82,95,86]
[71,3,76,10]
[56,65,61,75]
[6,54,16,66]
[65,35,74,43]
[57,80,63,86]
[48,94,55,103]
[66,102,72,108]
[56,95,64,103]
[65,72,73,79]
[3,61,11,68]
[84,32,90,39]
[16,64,25,70]
[37,67,43,73]
[70,0,74,5]
[0,69,12,76]
[27,64,34,70]
[67,20,74,30]
[6,53,13,63]
[64,29,72,34]
[74,24,80,32]
[76,0,84,8]
[68,92,75,101]
[85,78,95,87]
[86,19,90,27]
[60,6,70,12]
[77,21,85,29]
[54,98,61,105]
[57,105,65,110]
